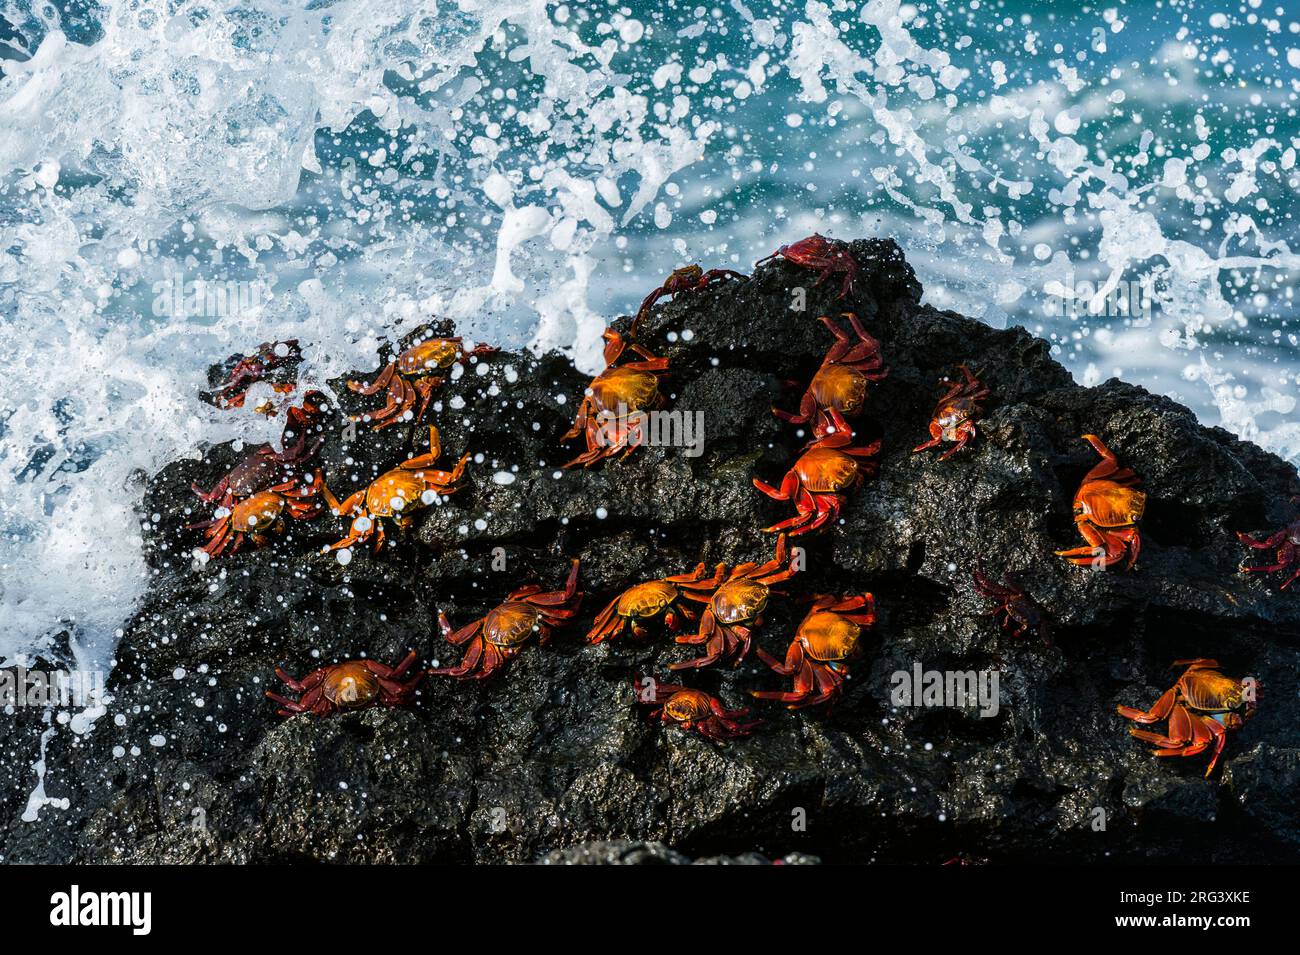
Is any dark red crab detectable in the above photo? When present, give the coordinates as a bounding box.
[267,651,423,717]
[191,390,329,505]
[972,569,1050,642]
[756,233,859,299]
[753,409,880,535]
[912,365,990,461]
[633,675,760,742]
[633,265,747,336]
[774,313,887,438]
[1237,502,1300,590]
[204,339,302,410]
[430,560,583,680]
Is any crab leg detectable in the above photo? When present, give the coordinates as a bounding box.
[1117,687,1178,724]
[1239,540,1296,575]
[349,362,398,397]
[430,638,485,677]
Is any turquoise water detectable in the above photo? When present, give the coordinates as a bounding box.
[0,0,1297,662]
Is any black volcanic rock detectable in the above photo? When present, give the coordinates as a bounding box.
[2,238,1297,864]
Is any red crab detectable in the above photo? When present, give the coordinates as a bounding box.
[562,333,669,468]
[671,535,796,670]
[1056,434,1146,569]
[205,339,302,410]
[430,560,583,680]
[775,313,887,438]
[191,391,329,505]
[633,675,760,741]
[753,409,880,535]
[633,265,747,335]
[1116,659,1256,777]
[586,563,726,643]
[972,569,1050,641]
[321,426,467,553]
[752,593,874,709]
[756,233,859,299]
[1237,503,1300,590]
[912,365,990,460]
[267,651,423,717]
[349,335,497,430]
[188,473,322,558]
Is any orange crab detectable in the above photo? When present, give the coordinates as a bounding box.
[188,473,322,559]
[753,409,880,535]
[751,593,874,709]
[1116,659,1256,777]
[562,332,669,468]
[1236,504,1300,590]
[634,676,760,741]
[321,426,467,554]
[634,265,747,335]
[586,563,727,643]
[267,651,423,717]
[1056,434,1146,569]
[349,335,497,430]
[774,313,887,438]
[430,560,583,680]
[671,535,796,670]
[912,365,989,460]
[756,233,859,298]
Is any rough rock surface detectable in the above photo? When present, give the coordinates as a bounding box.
[2,239,1298,864]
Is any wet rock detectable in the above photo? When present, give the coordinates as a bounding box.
[536,840,818,865]
[2,238,1298,864]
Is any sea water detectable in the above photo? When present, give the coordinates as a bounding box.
[0,0,1297,677]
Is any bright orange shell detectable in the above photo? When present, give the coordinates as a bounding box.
[397,338,460,376]
[483,601,543,648]
[363,468,434,518]
[229,491,287,533]
[1179,669,1245,713]
[322,662,380,707]
[935,400,975,439]
[589,366,661,415]
[793,447,860,493]
[662,688,712,722]
[797,611,862,662]
[1076,482,1146,528]
[617,580,678,619]
[809,364,868,415]
[711,579,769,625]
